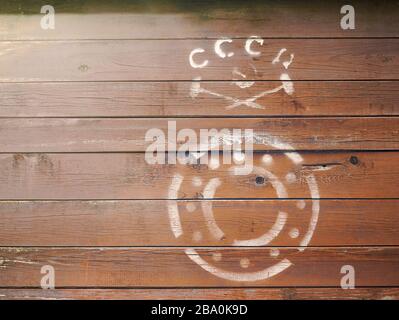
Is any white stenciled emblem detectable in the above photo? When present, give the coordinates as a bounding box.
[168,133,320,282]
[188,36,295,110]
[166,38,320,282]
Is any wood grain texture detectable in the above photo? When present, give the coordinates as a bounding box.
[0,0,398,39]
[0,0,398,301]
[0,39,398,82]
[0,288,398,300]
[0,247,398,287]
[0,200,398,246]
[1,81,398,117]
[0,118,398,152]
[0,152,398,200]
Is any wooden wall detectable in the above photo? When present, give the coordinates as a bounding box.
[0,0,398,300]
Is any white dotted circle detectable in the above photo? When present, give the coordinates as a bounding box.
[193,231,203,242]
[270,249,280,257]
[261,154,273,165]
[296,200,306,210]
[212,252,222,262]
[285,172,296,184]
[185,202,197,212]
[192,176,202,187]
[240,258,250,269]
[289,228,299,239]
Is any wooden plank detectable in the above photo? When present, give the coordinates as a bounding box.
[0,118,398,152]
[0,288,398,300]
[0,247,398,287]
[0,152,398,199]
[1,81,398,117]
[0,1,398,39]
[0,200,398,246]
[0,39,398,82]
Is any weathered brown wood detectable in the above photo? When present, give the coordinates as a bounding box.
[0,200,398,246]
[0,1,398,301]
[0,40,398,82]
[1,81,398,117]
[0,1,398,39]
[0,152,397,200]
[0,247,398,287]
[0,287,398,300]
[0,118,398,152]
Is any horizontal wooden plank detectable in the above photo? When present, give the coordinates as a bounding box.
[0,247,398,287]
[0,152,398,199]
[1,81,398,117]
[0,287,398,300]
[1,118,398,152]
[0,200,399,246]
[0,200,398,246]
[0,39,398,81]
[0,1,398,39]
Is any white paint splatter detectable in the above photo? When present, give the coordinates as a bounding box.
[208,157,220,170]
[190,76,202,98]
[186,248,292,282]
[283,54,294,69]
[240,258,250,268]
[285,172,297,184]
[189,76,292,110]
[284,152,303,165]
[186,202,197,212]
[215,38,234,58]
[212,252,222,262]
[191,82,252,109]
[270,249,280,257]
[272,48,294,69]
[226,84,284,109]
[189,48,208,69]
[232,68,255,89]
[193,231,203,242]
[202,178,224,240]
[233,151,246,164]
[296,200,306,210]
[190,151,207,161]
[245,36,264,56]
[280,73,294,95]
[261,154,273,165]
[289,228,299,239]
[272,48,287,64]
[192,176,203,187]
[168,174,184,238]
[234,81,255,89]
